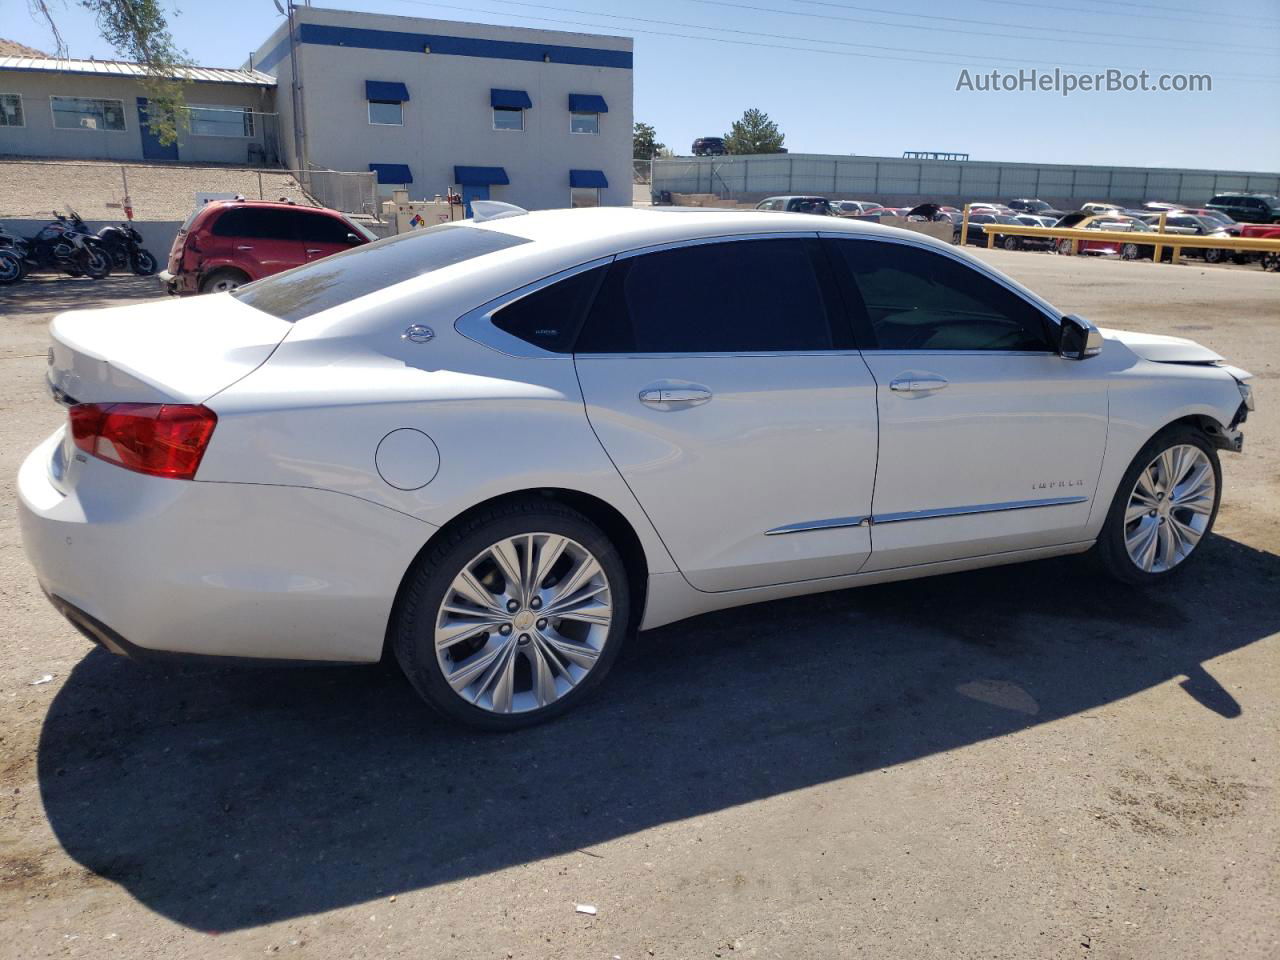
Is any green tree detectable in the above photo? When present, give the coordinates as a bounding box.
[633,121,665,159]
[31,0,191,145]
[723,108,785,155]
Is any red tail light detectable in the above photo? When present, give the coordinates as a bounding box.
[69,403,217,480]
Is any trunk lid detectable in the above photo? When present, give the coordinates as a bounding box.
[48,294,293,405]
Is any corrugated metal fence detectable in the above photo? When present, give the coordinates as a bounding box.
[653,154,1280,207]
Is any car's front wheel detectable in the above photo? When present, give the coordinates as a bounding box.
[1093,426,1221,584]
[392,499,629,730]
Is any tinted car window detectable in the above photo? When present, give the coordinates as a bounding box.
[576,239,832,354]
[291,210,355,244]
[232,223,530,322]
[491,266,607,353]
[832,240,1052,352]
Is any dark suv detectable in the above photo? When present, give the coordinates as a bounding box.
[161,200,375,295]
[692,137,727,157]
[1206,193,1280,224]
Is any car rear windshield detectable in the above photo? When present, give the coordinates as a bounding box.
[231,223,530,322]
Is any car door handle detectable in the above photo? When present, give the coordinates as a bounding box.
[889,376,948,393]
[235,245,254,251]
[639,385,712,406]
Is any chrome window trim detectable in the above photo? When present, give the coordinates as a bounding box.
[454,255,616,359]
[818,230,1064,340]
[872,496,1087,525]
[765,515,868,536]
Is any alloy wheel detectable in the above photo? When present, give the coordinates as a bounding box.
[434,533,613,714]
[1123,444,1215,573]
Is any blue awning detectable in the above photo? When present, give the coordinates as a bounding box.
[570,169,609,189]
[368,163,413,184]
[454,166,510,186]
[568,93,608,113]
[365,80,409,102]
[490,88,532,109]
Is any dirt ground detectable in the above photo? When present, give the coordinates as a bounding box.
[0,253,1277,960]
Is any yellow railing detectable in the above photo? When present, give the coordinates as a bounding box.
[976,223,1280,261]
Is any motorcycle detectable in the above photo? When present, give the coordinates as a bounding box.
[66,210,157,276]
[0,213,111,280]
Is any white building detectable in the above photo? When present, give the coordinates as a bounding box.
[250,7,634,211]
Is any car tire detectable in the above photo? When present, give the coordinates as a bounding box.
[1203,248,1226,264]
[199,268,249,294]
[1056,239,1074,256]
[1092,425,1221,585]
[1002,236,1020,251]
[1120,242,1141,261]
[391,498,630,730]
[1260,252,1280,272]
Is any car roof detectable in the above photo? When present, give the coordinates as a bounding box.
[467,206,954,262]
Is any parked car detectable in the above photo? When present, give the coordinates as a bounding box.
[1008,198,1066,218]
[691,137,727,156]
[959,212,1024,246]
[20,206,1254,728]
[1080,202,1124,215]
[1181,208,1241,235]
[875,207,912,217]
[1054,214,1173,261]
[1239,223,1280,271]
[1137,214,1235,263]
[1007,215,1058,249]
[755,196,832,215]
[1206,193,1280,224]
[829,200,883,216]
[160,200,376,296]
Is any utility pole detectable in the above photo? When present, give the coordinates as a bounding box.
[286,1,308,184]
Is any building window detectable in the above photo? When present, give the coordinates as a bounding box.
[0,94,23,128]
[187,104,254,137]
[571,186,600,208]
[493,106,524,131]
[51,96,126,132]
[570,111,599,135]
[368,100,403,126]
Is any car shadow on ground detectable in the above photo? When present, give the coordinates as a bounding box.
[37,535,1280,931]
[0,274,163,323]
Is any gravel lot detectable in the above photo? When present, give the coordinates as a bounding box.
[0,253,1277,960]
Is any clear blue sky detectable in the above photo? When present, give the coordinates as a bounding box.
[9,0,1280,170]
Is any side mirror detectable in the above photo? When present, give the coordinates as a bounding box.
[1059,314,1103,360]
[346,232,363,244]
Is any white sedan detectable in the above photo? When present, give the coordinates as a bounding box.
[19,205,1255,729]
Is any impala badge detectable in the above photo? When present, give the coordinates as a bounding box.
[402,324,435,343]
[1032,479,1085,490]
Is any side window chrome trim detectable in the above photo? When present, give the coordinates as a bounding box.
[454,255,615,358]
[818,231,1063,330]
[614,231,821,261]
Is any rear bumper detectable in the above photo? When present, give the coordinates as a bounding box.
[157,269,197,296]
[18,430,436,663]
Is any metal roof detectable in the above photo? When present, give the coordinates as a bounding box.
[0,56,276,86]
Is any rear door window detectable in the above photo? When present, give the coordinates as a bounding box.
[232,223,530,322]
[575,238,838,354]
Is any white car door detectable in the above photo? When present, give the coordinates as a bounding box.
[574,235,879,592]
[824,236,1109,571]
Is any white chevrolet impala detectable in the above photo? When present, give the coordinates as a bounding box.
[18,206,1255,728]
